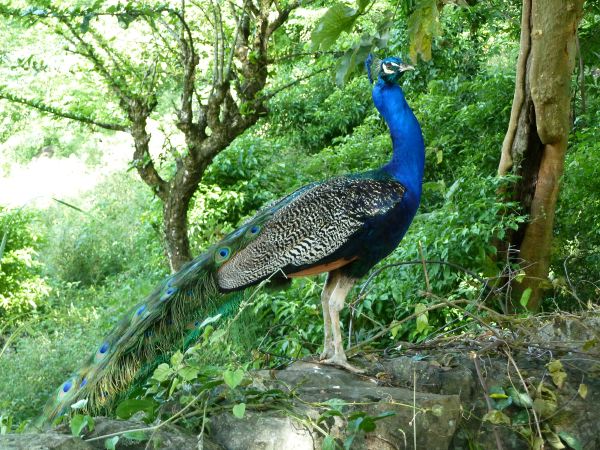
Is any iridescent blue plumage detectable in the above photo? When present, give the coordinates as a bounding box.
[36,55,425,426]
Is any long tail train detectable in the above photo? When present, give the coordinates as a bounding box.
[36,242,246,428]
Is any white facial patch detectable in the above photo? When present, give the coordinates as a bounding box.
[382,64,395,74]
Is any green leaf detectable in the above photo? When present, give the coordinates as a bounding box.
[373,411,396,420]
[318,409,345,423]
[582,338,597,351]
[335,43,371,86]
[407,0,442,62]
[506,387,533,408]
[223,369,244,389]
[70,414,94,436]
[322,398,347,412]
[358,416,376,432]
[577,383,587,399]
[80,13,94,33]
[356,0,371,13]
[519,287,532,308]
[311,4,359,51]
[545,431,566,449]
[558,432,583,450]
[546,359,567,388]
[436,149,443,164]
[115,399,157,420]
[123,431,148,441]
[152,363,173,382]
[232,402,246,419]
[178,366,199,381]
[488,386,507,399]
[105,436,119,450]
[414,303,429,333]
[343,434,355,450]
[117,13,133,29]
[533,398,557,418]
[170,351,184,367]
[322,435,338,450]
[482,410,510,425]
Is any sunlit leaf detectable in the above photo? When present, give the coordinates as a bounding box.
[558,431,583,450]
[519,287,532,308]
[407,0,442,63]
[232,402,246,418]
[506,387,533,408]
[546,359,567,389]
[115,399,157,420]
[123,431,148,441]
[577,383,587,399]
[414,303,429,333]
[482,410,510,425]
[311,4,359,51]
[70,414,94,436]
[223,368,244,389]
[546,431,566,449]
[322,435,337,450]
[105,436,119,450]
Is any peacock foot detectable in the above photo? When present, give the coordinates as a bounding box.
[321,355,365,374]
[319,346,335,360]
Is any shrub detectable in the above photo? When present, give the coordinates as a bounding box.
[42,173,164,286]
[0,207,49,319]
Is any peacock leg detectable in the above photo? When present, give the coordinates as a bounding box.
[319,272,337,360]
[322,274,364,373]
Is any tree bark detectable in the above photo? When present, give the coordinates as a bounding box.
[498,0,584,310]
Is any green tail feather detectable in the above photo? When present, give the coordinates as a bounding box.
[34,250,245,429]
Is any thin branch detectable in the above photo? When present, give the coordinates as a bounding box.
[0,89,127,131]
[504,348,543,442]
[471,351,505,450]
[259,67,330,102]
[225,0,247,81]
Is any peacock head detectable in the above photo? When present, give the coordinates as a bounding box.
[366,55,414,85]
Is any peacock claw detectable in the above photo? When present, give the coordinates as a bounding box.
[321,356,365,374]
[320,348,334,360]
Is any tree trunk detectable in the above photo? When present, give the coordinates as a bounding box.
[163,192,193,272]
[498,0,584,310]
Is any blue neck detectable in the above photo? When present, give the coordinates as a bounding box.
[372,80,425,199]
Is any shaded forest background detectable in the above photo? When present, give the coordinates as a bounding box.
[0,0,599,439]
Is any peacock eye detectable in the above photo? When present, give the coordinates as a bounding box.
[250,225,260,234]
[217,247,231,261]
[99,342,109,354]
[62,380,73,393]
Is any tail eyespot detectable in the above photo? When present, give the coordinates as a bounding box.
[215,247,231,263]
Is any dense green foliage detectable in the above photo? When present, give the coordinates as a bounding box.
[0,1,598,440]
[0,207,49,317]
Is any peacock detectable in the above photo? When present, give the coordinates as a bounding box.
[36,55,425,427]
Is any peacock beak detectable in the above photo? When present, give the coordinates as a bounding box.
[397,63,414,73]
